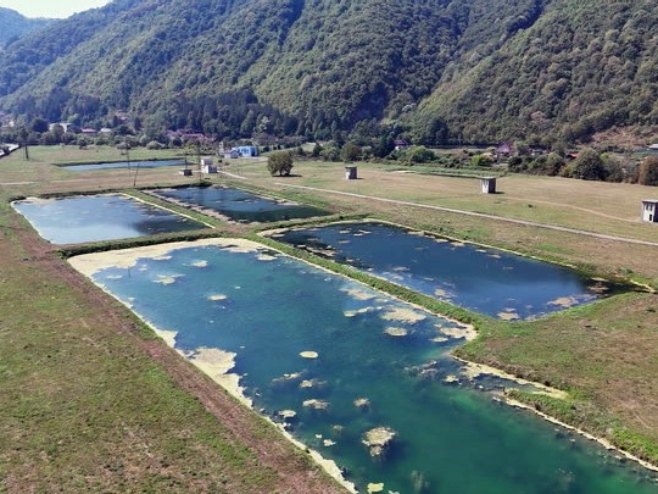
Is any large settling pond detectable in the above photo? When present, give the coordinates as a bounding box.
[13,194,207,244]
[272,222,609,320]
[63,159,184,172]
[153,185,329,223]
[70,239,658,494]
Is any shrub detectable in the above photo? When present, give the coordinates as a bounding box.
[146,140,165,150]
[341,142,362,162]
[405,145,435,163]
[638,156,658,186]
[567,148,607,181]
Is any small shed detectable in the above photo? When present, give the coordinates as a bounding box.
[179,168,193,176]
[480,177,497,194]
[641,200,658,223]
[200,158,218,174]
[345,166,358,180]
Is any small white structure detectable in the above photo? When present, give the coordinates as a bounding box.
[345,166,358,180]
[200,158,218,174]
[480,177,497,194]
[641,200,658,223]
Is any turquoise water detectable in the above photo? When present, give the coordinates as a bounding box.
[273,222,609,319]
[63,159,184,171]
[153,185,329,223]
[13,194,207,244]
[86,243,658,494]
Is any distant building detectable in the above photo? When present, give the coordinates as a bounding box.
[49,122,73,133]
[345,166,358,180]
[224,150,240,159]
[495,142,514,157]
[641,200,658,223]
[232,145,259,157]
[394,139,409,151]
[80,128,98,136]
[648,144,658,151]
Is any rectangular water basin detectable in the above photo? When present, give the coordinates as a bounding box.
[152,185,329,223]
[62,159,185,172]
[69,238,657,494]
[13,194,208,244]
[269,221,614,320]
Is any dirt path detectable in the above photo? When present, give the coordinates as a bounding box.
[275,183,658,248]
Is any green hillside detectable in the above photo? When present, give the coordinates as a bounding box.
[0,7,52,48]
[412,0,658,145]
[1,0,657,144]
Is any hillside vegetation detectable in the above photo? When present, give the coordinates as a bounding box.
[413,0,658,145]
[0,8,52,48]
[1,0,658,144]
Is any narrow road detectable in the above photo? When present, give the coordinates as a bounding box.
[275,182,658,248]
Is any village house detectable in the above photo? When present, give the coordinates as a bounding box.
[232,145,259,157]
[394,139,409,151]
[495,142,514,158]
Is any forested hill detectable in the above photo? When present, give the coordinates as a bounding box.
[411,0,658,145]
[1,0,657,145]
[0,8,52,48]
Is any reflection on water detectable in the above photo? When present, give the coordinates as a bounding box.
[83,242,657,494]
[273,222,611,319]
[153,186,329,223]
[63,159,184,171]
[13,194,207,244]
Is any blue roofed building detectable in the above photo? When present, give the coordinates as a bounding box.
[233,145,259,157]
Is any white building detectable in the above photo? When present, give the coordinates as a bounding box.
[201,158,218,174]
[641,200,658,223]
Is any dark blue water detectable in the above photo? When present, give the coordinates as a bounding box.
[78,241,658,494]
[274,222,607,319]
[153,186,329,223]
[13,194,207,244]
[63,159,184,171]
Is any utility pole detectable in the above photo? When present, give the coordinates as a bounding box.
[19,128,29,160]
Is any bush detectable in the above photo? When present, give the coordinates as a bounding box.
[638,156,658,186]
[470,154,492,168]
[405,145,435,163]
[267,151,294,176]
[567,148,607,181]
[341,142,362,162]
[602,155,624,183]
[146,140,165,150]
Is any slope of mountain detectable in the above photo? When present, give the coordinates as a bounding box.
[412,0,658,145]
[0,7,53,48]
[1,0,657,143]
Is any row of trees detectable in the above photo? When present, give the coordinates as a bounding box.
[509,149,658,185]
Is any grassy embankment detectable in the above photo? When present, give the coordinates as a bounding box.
[0,147,344,493]
[2,146,658,475]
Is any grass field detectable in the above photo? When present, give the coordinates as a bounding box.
[2,146,658,488]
